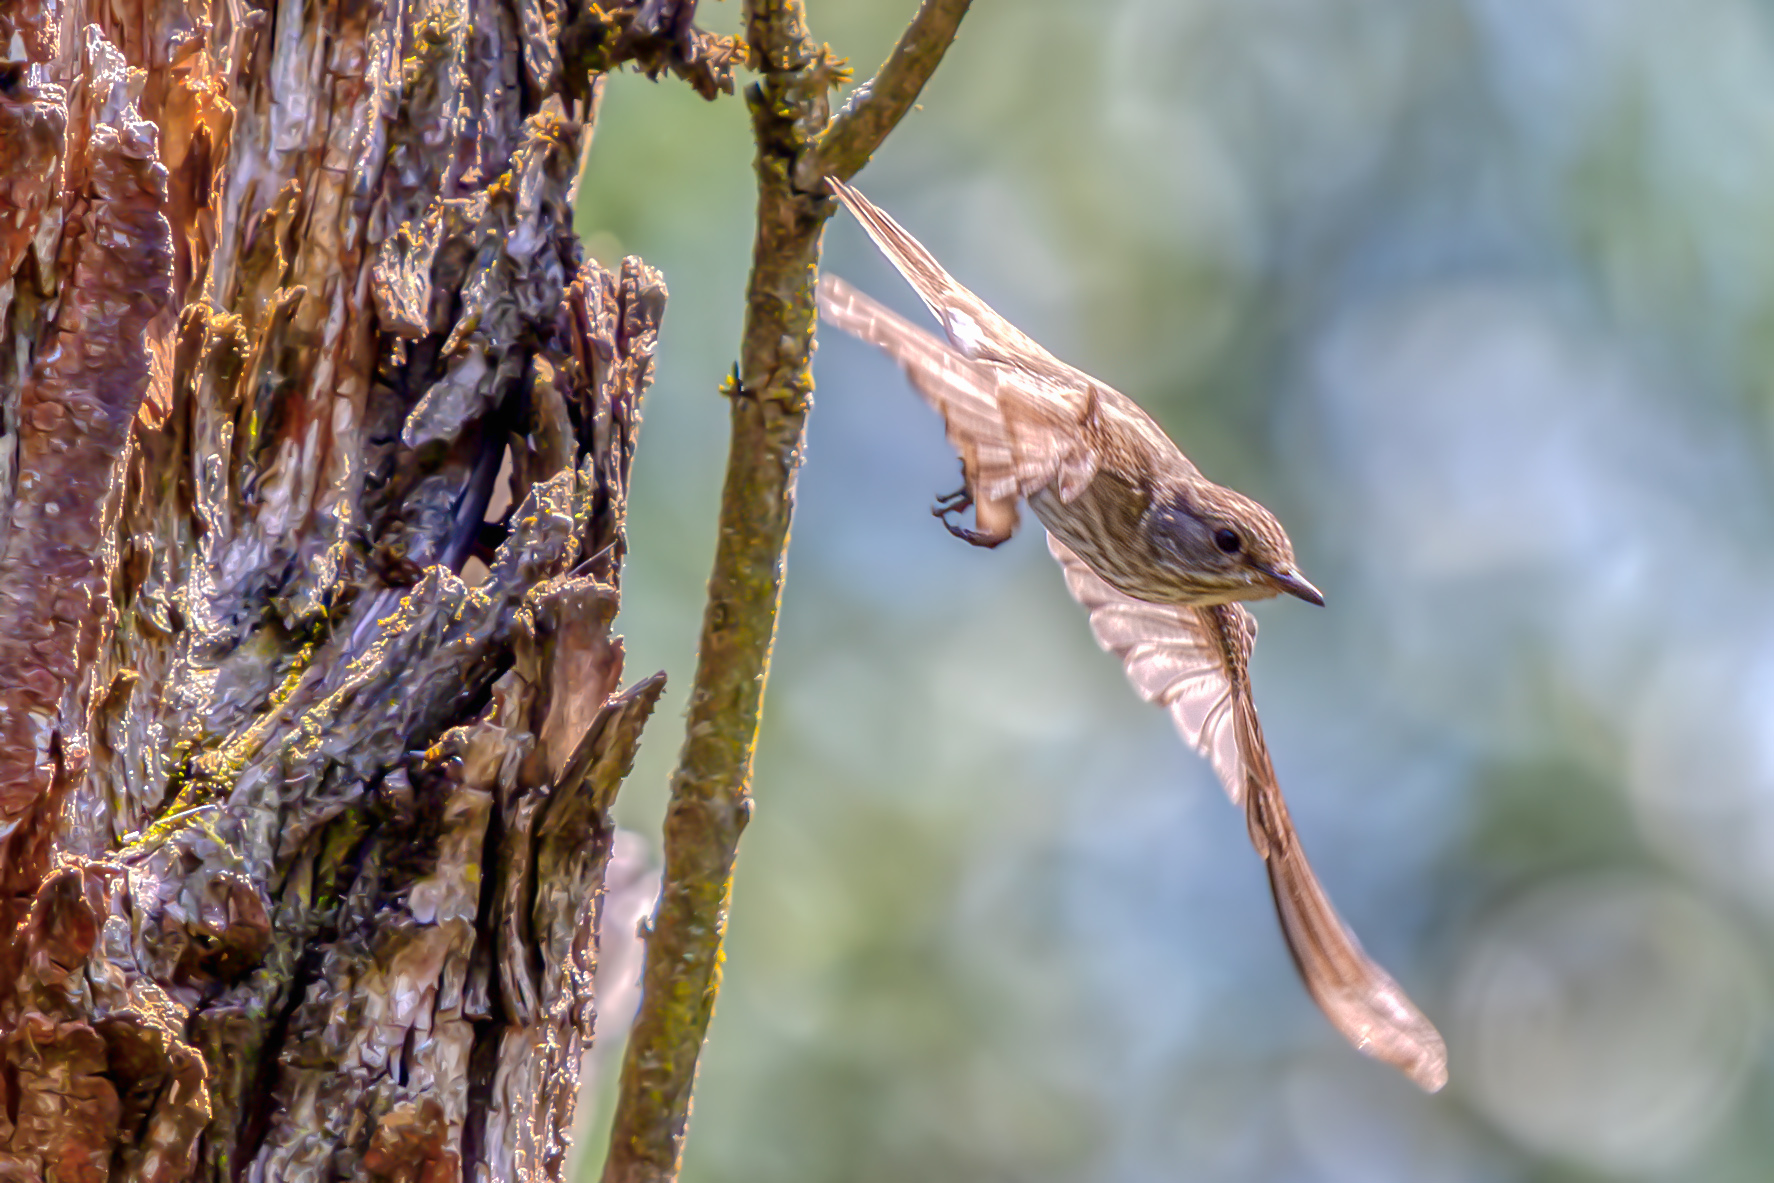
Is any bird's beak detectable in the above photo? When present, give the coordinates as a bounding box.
[1264,566,1326,606]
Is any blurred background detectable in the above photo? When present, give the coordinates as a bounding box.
[571,1,1774,1179]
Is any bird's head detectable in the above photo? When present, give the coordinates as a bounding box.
[1146,482,1324,606]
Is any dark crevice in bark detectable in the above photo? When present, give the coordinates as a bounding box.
[443,414,516,573]
[461,789,512,1180]
[228,940,326,1183]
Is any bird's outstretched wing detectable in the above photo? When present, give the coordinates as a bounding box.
[825,177,1066,370]
[818,273,1022,540]
[818,179,1106,533]
[1049,534,1450,1093]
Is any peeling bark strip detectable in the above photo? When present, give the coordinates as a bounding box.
[603,3,972,1181]
[0,29,172,889]
[0,0,705,1177]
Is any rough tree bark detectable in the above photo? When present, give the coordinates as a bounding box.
[0,0,966,1174]
[0,0,753,1175]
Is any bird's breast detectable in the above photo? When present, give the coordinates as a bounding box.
[1030,480,1183,603]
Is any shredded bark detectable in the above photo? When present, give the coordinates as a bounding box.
[0,0,716,1173]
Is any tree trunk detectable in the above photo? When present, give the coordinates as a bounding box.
[0,0,735,1175]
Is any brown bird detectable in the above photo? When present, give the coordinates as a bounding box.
[818,176,1448,1093]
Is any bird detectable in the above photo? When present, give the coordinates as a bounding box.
[816,176,1448,1093]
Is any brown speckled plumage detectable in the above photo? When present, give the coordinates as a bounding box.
[819,177,1448,1093]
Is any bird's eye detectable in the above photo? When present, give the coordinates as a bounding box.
[1214,528,1241,554]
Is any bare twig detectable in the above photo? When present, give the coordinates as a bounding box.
[600,2,972,1181]
[796,0,974,189]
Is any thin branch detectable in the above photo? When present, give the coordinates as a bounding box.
[599,1,824,1179]
[795,0,974,189]
[601,2,974,1179]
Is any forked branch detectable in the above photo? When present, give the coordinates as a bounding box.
[797,0,975,189]
[600,2,971,1181]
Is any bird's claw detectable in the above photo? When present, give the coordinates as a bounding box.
[931,483,1007,548]
[932,483,973,514]
[944,522,1010,548]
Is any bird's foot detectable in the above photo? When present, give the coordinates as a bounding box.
[931,484,1008,548]
[932,484,973,514]
[946,523,1011,548]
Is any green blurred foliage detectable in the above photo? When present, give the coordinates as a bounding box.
[574,2,1774,1180]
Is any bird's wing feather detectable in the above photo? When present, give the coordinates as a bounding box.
[1050,535,1450,1092]
[817,273,1009,454]
[819,274,1098,524]
[826,177,1064,368]
[821,179,1103,506]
